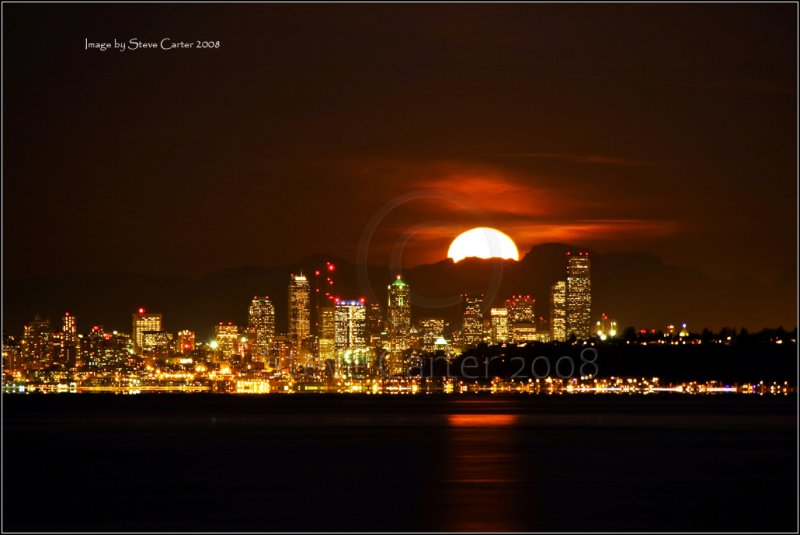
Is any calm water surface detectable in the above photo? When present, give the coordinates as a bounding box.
[3,395,796,531]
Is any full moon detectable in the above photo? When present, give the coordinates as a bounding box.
[447,227,520,263]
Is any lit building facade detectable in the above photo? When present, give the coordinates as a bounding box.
[419,318,445,352]
[248,296,275,358]
[61,312,79,368]
[83,326,131,370]
[550,281,567,342]
[288,274,311,350]
[318,305,336,363]
[334,300,367,352]
[490,308,510,344]
[566,252,592,339]
[367,303,384,341]
[506,295,536,325]
[387,276,411,372]
[512,322,538,343]
[132,308,162,354]
[214,323,239,357]
[21,315,53,369]
[462,295,485,347]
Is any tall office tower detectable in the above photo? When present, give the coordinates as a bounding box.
[176,330,196,353]
[506,295,536,325]
[248,296,276,358]
[311,261,337,337]
[550,281,567,342]
[419,318,445,352]
[131,308,163,354]
[61,312,79,368]
[334,300,367,352]
[288,273,311,350]
[21,315,53,369]
[462,295,485,347]
[214,322,239,357]
[387,275,411,350]
[386,276,411,375]
[367,303,384,340]
[566,252,592,339]
[318,305,337,363]
[490,308,510,344]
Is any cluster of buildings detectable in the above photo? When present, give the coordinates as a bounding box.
[3,254,619,388]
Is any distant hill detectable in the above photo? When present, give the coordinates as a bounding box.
[3,244,795,339]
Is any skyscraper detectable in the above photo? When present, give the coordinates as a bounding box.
[132,308,162,354]
[248,296,275,358]
[566,252,592,339]
[490,308,510,344]
[311,261,337,337]
[61,312,79,368]
[318,305,336,364]
[21,315,52,369]
[334,300,367,352]
[288,273,311,351]
[367,302,384,341]
[387,275,411,353]
[550,281,567,342]
[462,295,485,347]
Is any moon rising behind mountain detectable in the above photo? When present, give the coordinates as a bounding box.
[447,227,520,263]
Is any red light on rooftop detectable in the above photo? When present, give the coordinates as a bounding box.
[359,297,365,303]
[328,264,335,272]
[65,312,70,316]
[315,270,320,276]
[566,252,571,256]
[138,308,145,314]
[92,325,99,331]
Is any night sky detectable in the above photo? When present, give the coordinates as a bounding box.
[4,4,796,285]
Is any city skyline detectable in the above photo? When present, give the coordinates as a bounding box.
[2,3,796,532]
[10,247,788,384]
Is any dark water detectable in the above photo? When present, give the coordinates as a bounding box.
[3,395,797,531]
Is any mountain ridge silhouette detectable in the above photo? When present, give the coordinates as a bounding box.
[4,243,795,339]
